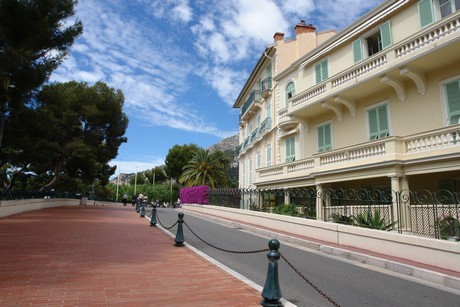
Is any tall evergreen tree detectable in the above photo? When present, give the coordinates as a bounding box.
[1,81,128,191]
[0,0,83,147]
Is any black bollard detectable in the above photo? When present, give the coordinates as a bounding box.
[140,204,145,217]
[174,212,185,247]
[260,239,283,307]
[150,206,157,226]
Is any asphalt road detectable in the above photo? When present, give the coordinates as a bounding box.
[147,207,460,307]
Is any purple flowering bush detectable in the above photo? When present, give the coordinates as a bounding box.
[180,186,209,204]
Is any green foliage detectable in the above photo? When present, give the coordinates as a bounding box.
[178,149,230,188]
[272,204,300,217]
[352,210,396,230]
[164,144,199,180]
[106,182,179,204]
[0,0,83,146]
[1,81,128,191]
[436,215,460,239]
[331,213,354,225]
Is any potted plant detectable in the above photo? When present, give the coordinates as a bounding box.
[436,214,460,241]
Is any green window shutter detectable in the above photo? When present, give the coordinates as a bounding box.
[317,126,324,151]
[446,80,460,124]
[324,124,332,150]
[315,63,322,84]
[378,105,390,137]
[368,105,390,139]
[321,59,329,81]
[317,124,331,152]
[418,0,434,28]
[380,21,392,50]
[285,137,295,161]
[353,39,363,63]
[285,82,295,107]
[315,59,329,83]
[368,108,379,139]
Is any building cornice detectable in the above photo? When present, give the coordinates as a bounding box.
[233,46,274,108]
[275,0,409,81]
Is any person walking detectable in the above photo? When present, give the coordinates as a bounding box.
[131,195,136,206]
[122,194,128,206]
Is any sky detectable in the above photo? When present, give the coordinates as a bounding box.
[50,0,385,177]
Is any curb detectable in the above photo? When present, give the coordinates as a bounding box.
[179,208,460,292]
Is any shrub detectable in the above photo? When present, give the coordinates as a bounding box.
[180,186,209,204]
[352,210,396,231]
[436,215,460,239]
[272,204,299,216]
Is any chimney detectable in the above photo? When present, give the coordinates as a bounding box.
[295,20,316,35]
[273,32,284,43]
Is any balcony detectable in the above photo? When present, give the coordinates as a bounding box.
[261,77,272,99]
[289,12,460,120]
[259,117,272,136]
[240,90,262,122]
[278,108,299,131]
[255,125,460,185]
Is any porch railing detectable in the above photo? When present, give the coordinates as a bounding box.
[207,187,460,241]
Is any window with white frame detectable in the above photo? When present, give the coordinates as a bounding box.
[256,150,261,169]
[266,143,272,167]
[248,157,253,186]
[317,122,332,152]
[418,0,460,28]
[352,21,392,63]
[285,82,295,107]
[285,137,295,162]
[315,58,329,84]
[241,161,245,188]
[248,123,252,142]
[443,78,460,125]
[367,103,390,140]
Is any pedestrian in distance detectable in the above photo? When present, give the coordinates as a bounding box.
[122,194,128,206]
[131,195,136,206]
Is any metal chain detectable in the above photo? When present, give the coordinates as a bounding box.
[184,221,269,254]
[280,253,341,307]
[155,211,178,230]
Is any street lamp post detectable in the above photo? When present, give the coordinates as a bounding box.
[134,166,138,196]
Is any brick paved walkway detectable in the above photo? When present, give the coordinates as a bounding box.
[0,206,262,306]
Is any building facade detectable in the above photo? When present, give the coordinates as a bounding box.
[234,0,460,213]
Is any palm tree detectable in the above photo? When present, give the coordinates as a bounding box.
[179,149,229,188]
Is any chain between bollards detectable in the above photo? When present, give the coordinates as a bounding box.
[280,253,340,307]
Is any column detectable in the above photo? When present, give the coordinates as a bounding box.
[390,176,401,226]
[316,184,323,220]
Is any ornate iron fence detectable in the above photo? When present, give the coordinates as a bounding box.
[207,187,460,241]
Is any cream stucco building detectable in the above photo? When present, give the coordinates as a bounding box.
[234,0,460,206]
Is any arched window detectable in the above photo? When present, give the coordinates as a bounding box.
[285,82,296,107]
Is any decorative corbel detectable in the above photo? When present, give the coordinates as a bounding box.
[322,101,343,122]
[334,96,356,118]
[380,75,406,102]
[400,66,426,95]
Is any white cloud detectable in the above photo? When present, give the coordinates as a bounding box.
[172,0,193,22]
[111,158,165,175]
[278,0,315,16]
[52,0,385,142]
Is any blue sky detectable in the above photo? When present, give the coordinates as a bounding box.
[50,0,384,176]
